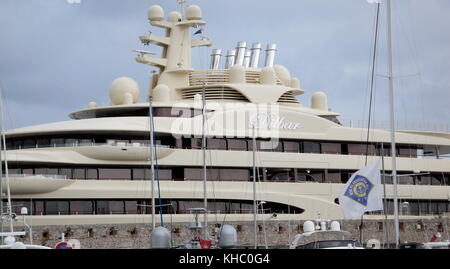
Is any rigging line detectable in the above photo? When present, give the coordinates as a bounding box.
[365,2,381,166]
[151,110,164,226]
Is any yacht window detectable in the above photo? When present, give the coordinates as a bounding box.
[207,139,227,150]
[219,169,249,181]
[79,139,92,146]
[189,138,201,149]
[266,168,292,182]
[417,175,430,185]
[321,143,341,154]
[132,168,150,180]
[73,168,86,179]
[23,138,35,149]
[45,200,69,215]
[65,138,78,147]
[109,201,125,214]
[430,174,443,185]
[125,201,139,214]
[227,139,247,151]
[348,143,364,155]
[423,145,438,158]
[158,169,173,180]
[438,145,450,157]
[419,201,429,215]
[13,139,23,149]
[327,170,341,183]
[70,201,93,215]
[34,168,47,175]
[259,140,273,151]
[59,168,72,179]
[51,138,65,147]
[22,168,33,175]
[283,141,300,153]
[47,168,58,176]
[34,201,45,215]
[303,141,320,153]
[96,201,110,214]
[98,168,131,180]
[86,168,98,180]
[398,174,414,185]
[37,137,51,148]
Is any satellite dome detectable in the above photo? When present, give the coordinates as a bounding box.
[88,101,97,108]
[168,11,182,22]
[10,242,26,249]
[260,67,276,85]
[330,221,341,231]
[4,236,15,245]
[186,5,202,20]
[229,65,245,83]
[303,220,315,233]
[218,224,237,249]
[273,64,291,86]
[148,5,164,22]
[311,91,328,111]
[109,77,140,105]
[152,84,170,102]
[290,77,301,89]
[150,226,171,249]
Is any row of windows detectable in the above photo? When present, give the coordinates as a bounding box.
[4,166,450,186]
[7,198,449,216]
[364,199,450,216]
[5,134,449,159]
[6,199,303,216]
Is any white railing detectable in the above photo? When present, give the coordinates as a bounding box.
[340,119,450,133]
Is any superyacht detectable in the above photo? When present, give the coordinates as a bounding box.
[1,3,449,234]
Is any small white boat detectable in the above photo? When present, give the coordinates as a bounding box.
[290,219,364,249]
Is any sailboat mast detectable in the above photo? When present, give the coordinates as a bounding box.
[202,86,208,240]
[0,88,13,234]
[148,94,156,230]
[252,125,257,249]
[386,0,400,249]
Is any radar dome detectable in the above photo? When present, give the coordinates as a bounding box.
[109,77,140,105]
[168,11,182,22]
[260,67,276,85]
[152,84,170,102]
[330,221,341,231]
[229,65,245,83]
[148,5,164,22]
[10,242,26,249]
[218,224,238,249]
[303,220,315,233]
[273,64,291,86]
[4,236,15,245]
[150,227,171,249]
[290,77,301,89]
[311,91,328,111]
[186,5,202,20]
[88,101,97,108]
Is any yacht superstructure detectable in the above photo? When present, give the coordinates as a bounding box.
[1,3,449,230]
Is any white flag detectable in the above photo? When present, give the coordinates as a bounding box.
[338,160,383,219]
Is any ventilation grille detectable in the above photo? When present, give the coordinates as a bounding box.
[278,91,299,104]
[189,70,284,86]
[181,87,249,101]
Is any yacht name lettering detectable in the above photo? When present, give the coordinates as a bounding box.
[249,113,300,130]
[179,253,214,267]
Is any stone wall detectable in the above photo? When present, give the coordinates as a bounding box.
[16,218,450,249]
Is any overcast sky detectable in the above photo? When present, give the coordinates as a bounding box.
[0,0,449,130]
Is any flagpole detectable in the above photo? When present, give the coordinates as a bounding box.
[381,143,389,248]
[386,0,400,249]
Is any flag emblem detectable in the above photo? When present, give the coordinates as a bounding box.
[343,175,374,206]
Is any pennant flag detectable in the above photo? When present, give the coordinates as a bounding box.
[338,160,383,219]
[194,28,204,35]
